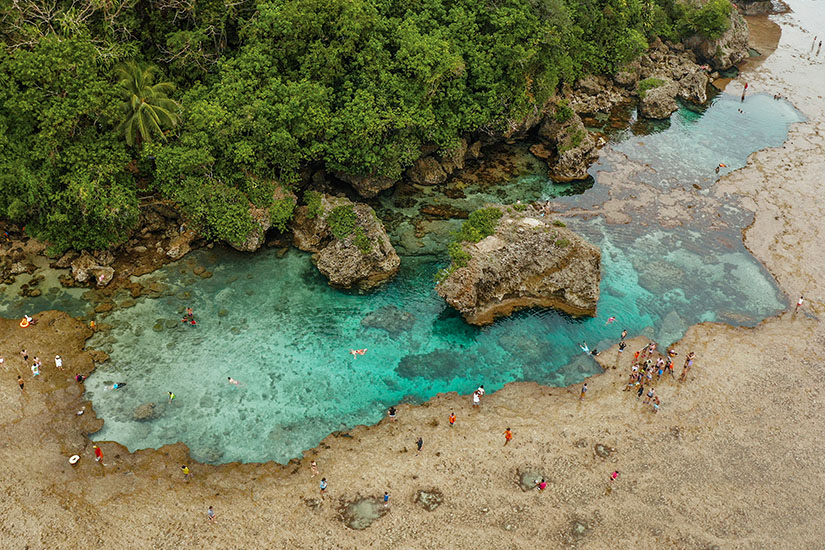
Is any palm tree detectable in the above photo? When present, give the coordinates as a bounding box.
[115,61,181,147]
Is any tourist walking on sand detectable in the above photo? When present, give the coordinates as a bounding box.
[55,355,63,371]
[93,445,103,462]
[17,376,25,392]
[320,478,328,496]
[416,437,423,453]
[795,295,804,314]
[449,412,456,427]
[207,506,216,522]
[21,349,28,366]
[472,391,480,408]
[680,352,695,382]
[31,361,40,378]
[636,383,645,399]
[504,427,513,446]
[610,471,619,482]
[476,385,485,397]
[644,387,655,404]
[310,460,319,477]
[181,465,192,481]
[535,478,547,491]
[580,383,588,401]
[388,406,397,422]
[652,395,661,413]
[383,492,390,507]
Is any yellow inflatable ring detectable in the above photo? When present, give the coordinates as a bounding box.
[19,318,29,328]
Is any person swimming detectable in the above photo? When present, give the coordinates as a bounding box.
[350,348,367,357]
[579,342,589,353]
[228,377,241,386]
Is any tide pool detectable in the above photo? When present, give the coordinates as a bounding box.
[1,92,800,464]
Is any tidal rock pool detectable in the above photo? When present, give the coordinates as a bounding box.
[1,92,801,464]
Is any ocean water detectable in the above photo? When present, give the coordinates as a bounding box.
[1,93,801,464]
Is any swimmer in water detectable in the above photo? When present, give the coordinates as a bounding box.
[110,382,126,390]
[579,342,589,354]
[228,377,241,386]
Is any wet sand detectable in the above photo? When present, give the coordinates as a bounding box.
[2,3,825,548]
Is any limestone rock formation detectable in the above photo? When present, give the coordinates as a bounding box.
[335,171,397,198]
[638,79,680,119]
[436,209,601,326]
[166,230,197,260]
[70,251,115,286]
[407,156,447,186]
[228,186,297,252]
[684,10,749,70]
[678,70,710,104]
[536,109,598,181]
[292,194,400,289]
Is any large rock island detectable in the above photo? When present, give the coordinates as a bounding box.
[436,207,601,325]
[292,193,400,289]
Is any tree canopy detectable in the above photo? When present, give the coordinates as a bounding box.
[0,0,732,252]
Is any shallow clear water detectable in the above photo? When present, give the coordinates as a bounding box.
[1,93,801,464]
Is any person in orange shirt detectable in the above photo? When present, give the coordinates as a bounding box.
[448,412,456,427]
[503,428,513,446]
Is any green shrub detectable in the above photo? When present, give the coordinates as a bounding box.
[513,203,527,212]
[455,207,503,243]
[681,0,733,39]
[304,191,323,219]
[638,77,665,99]
[448,241,472,267]
[353,226,372,254]
[270,196,296,233]
[553,100,574,123]
[327,205,357,241]
[552,220,566,227]
[555,238,570,248]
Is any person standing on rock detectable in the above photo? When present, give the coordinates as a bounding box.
[472,391,480,408]
[207,506,216,522]
[636,384,645,399]
[310,460,319,477]
[387,406,397,422]
[580,383,588,401]
[17,376,25,393]
[503,428,513,446]
[93,445,103,463]
[416,437,423,453]
[476,385,485,397]
[680,352,695,382]
[320,478,328,496]
[383,492,390,507]
[54,355,63,371]
[795,295,804,314]
[181,465,192,481]
[449,412,456,427]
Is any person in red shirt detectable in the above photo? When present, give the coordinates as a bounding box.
[503,428,513,446]
[93,445,103,462]
[448,412,456,427]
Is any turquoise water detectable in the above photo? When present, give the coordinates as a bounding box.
[1,93,801,464]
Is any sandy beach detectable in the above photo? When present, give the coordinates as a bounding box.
[2,2,825,549]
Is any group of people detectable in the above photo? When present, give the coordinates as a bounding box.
[621,336,697,413]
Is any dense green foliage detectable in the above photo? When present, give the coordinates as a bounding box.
[304,191,324,219]
[0,0,734,251]
[454,208,504,244]
[326,205,371,253]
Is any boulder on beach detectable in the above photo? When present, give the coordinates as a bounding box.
[292,194,400,289]
[436,207,601,326]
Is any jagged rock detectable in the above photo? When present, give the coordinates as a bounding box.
[437,138,468,175]
[228,187,297,252]
[407,156,448,186]
[132,402,157,421]
[53,250,79,269]
[638,79,680,119]
[91,266,114,287]
[678,70,709,104]
[566,76,630,115]
[10,262,28,275]
[738,0,775,14]
[436,209,601,325]
[528,143,553,160]
[684,10,749,70]
[465,141,482,160]
[537,110,597,181]
[167,230,197,260]
[613,62,640,89]
[94,250,115,266]
[71,251,101,284]
[292,195,400,289]
[335,171,397,198]
[419,204,469,220]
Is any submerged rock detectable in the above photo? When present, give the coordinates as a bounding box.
[414,489,444,511]
[339,497,390,530]
[292,194,400,289]
[132,402,157,421]
[436,208,601,326]
[361,305,416,336]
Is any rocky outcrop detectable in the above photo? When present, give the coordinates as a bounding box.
[70,251,115,287]
[406,139,469,186]
[166,230,197,260]
[228,186,297,253]
[684,10,749,70]
[292,194,400,289]
[678,70,709,104]
[536,109,598,181]
[567,75,631,116]
[335,171,397,198]
[436,209,601,325]
[638,78,680,119]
